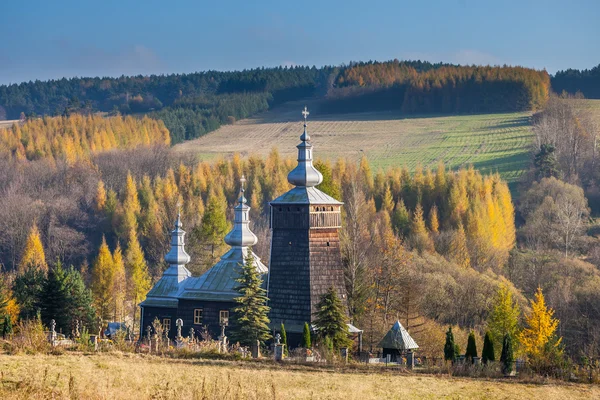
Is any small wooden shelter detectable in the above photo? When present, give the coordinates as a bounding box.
[378,321,419,362]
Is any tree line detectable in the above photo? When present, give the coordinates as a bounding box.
[322,61,550,114]
[551,64,600,99]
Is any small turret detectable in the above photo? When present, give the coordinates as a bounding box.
[224,175,258,248]
[287,107,323,187]
[163,210,191,282]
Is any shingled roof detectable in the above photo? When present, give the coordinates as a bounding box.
[378,321,419,350]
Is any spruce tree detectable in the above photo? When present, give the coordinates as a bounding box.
[444,326,456,362]
[65,267,96,331]
[231,251,271,346]
[500,333,514,374]
[280,322,288,356]
[302,322,312,349]
[482,331,495,364]
[534,144,559,179]
[465,331,478,363]
[12,267,45,320]
[39,261,70,332]
[2,314,12,338]
[313,286,350,349]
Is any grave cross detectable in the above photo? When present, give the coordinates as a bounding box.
[275,333,281,345]
[189,327,195,342]
[146,325,152,343]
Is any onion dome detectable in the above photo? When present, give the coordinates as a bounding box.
[164,211,191,266]
[224,175,258,248]
[287,107,323,187]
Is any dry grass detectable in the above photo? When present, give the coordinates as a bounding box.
[1,353,598,399]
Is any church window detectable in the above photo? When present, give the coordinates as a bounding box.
[327,242,330,247]
[194,308,203,324]
[163,318,171,332]
[220,310,229,325]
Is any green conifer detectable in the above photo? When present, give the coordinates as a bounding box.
[500,333,514,375]
[444,326,456,362]
[280,322,288,356]
[313,287,351,349]
[465,331,478,363]
[302,322,312,349]
[231,251,271,346]
[482,331,495,364]
[2,314,12,338]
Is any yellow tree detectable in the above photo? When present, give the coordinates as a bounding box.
[91,237,115,320]
[126,229,151,329]
[19,224,47,274]
[409,203,434,253]
[487,284,521,357]
[448,222,470,268]
[520,287,562,362]
[429,204,440,234]
[95,180,107,212]
[117,172,141,238]
[112,242,127,323]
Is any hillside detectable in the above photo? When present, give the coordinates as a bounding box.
[174,100,534,182]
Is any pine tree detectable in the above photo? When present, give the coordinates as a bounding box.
[519,287,562,363]
[313,286,350,349]
[64,267,96,331]
[302,322,312,348]
[444,326,456,362]
[125,229,151,329]
[482,331,495,364]
[487,284,520,358]
[19,224,47,274]
[280,322,288,356]
[500,333,514,374]
[91,236,115,320]
[534,144,559,179]
[465,331,478,363]
[231,251,271,346]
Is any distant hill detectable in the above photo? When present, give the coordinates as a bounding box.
[0,61,550,145]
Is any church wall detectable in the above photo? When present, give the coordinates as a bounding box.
[308,228,348,316]
[141,306,177,340]
[178,299,236,339]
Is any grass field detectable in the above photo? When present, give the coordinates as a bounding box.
[174,99,600,184]
[173,100,535,183]
[1,353,598,399]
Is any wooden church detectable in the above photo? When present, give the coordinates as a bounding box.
[140,108,358,345]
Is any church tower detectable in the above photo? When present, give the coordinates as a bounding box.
[267,107,347,335]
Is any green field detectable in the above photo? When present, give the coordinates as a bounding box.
[173,99,600,183]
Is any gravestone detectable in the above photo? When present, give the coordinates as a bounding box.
[274,334,284,361]
[251,339,261,358]
[340,347,348,363]
[49,319,57,346]
[407,350,415,369]
[175,319,184,348]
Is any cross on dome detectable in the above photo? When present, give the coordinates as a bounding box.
[302,106,309,122]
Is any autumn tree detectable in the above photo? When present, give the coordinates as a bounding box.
[91,237,115,320]
[487,284,521,358]
[125,229,151,329]
[447,223,470,268]
[520,287,563,370]
[409,203,434,253]
[19,224,47,274]
[112,242,127,322]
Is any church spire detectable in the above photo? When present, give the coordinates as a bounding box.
[287,106,323,187]
[163,207,191,282]
[224,175,258,248]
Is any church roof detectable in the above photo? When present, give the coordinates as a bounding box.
[271,186,343,205]
[179,247,267,302]
[378,321,419,350]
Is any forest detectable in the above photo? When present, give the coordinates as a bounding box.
[0,61,553,145]
[551,63,600,99]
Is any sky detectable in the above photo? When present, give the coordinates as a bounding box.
[1,0,598,85]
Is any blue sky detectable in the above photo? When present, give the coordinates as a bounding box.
[1,0,598,84]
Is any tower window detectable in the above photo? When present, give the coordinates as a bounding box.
[327,242,330,247]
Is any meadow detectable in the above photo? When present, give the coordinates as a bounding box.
[1,353,599,399]
[174,100,535,183]
[174,99,600,184]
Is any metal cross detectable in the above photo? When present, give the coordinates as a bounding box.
[302,106,309,122]
[240,174,246,191]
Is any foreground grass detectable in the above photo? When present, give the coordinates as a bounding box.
[1,353,598,399]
